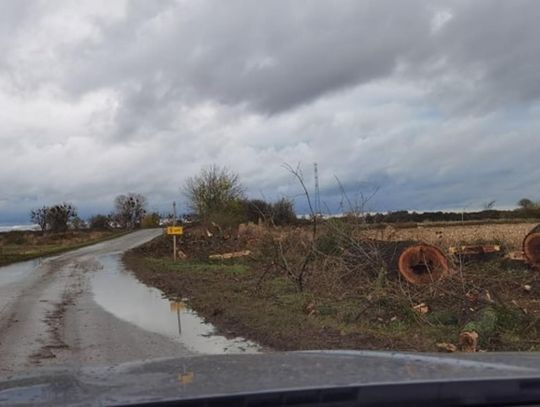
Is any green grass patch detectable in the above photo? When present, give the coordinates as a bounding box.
[144,257,249,274]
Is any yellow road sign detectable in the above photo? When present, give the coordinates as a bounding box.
[169,301,187,312]
[167,226,184,235]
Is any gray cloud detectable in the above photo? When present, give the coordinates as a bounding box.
[1,0,540,222]
[46,1,540,116]
[60,0,433,114]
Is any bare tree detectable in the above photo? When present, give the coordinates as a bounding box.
[47,203,78,233]
[282,163,317,236]
[265,163,318,291]
[113,193,147,229]
[259,164,383,292]
[30,206,49,232]
[31,203,78,233]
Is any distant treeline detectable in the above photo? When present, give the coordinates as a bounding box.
[363,208,540,224]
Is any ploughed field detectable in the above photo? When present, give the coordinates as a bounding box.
[365,221,537,251]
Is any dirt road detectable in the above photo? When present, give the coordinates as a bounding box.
[0,230,195,377]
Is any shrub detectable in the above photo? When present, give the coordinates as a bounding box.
[141,212,161,228]
[243,199,273,224]
[207,199,246,229]
[113,193,147,229]
[70,216,87,230]
[89,214,111,230]
[184,165,244,225]
[271,198,296,226]
[48,203,78,233]
[30,206,49,232]
[3,231,27,245]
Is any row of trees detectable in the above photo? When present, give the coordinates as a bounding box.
[29,169,539,233]
[183,166,540,227]
[29,164,297,234]
[31,193,154,233]
[362,198,540,224]
[364,209,538,224]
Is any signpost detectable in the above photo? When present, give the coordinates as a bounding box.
[167,226,183,235]
[169,300,186,335]
[167,202,183,260]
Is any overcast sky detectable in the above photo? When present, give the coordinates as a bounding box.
[1,0,540,222]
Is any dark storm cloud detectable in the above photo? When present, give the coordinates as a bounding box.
[59,0,434,115]
[54,0,540,118]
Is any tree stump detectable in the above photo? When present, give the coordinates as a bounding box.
[354,240,449,285]
[523,224,540,268]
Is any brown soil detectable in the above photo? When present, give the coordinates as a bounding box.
[133,226,253,261]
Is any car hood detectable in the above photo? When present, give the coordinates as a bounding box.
[2,350,540,406]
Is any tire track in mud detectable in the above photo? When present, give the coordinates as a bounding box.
[0,258,69,373]
[30,259,102,363]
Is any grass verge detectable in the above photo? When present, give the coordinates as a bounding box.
[124,230,540,353]
[123,253,498,352]
[0,230,130,267]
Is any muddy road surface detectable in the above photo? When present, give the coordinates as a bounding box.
[0,230,258,378]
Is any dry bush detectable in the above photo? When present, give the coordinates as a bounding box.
[254,164,389,293]
[253,228,315,292]
[253,222,388,296]
[1,231,28,245]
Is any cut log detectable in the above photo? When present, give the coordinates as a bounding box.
[355,240,449,285]
[523,224,540,268]
[505,250,526,261]
[208,250,251,260]
[396,243,449,284]
[448,245,501,256]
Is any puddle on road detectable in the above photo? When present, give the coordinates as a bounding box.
[91,255,261,354]
[0,259,42,288]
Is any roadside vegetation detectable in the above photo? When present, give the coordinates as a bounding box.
[0,229,126,266]
[0,192,156,266]
[124,164,540,352]
[183,164,297,228]
[126,220,540,352]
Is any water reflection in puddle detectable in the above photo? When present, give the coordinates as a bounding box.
[91,255,260,354]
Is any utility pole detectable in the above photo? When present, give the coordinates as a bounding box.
[314,162,321,215]
[173,201,177,261]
